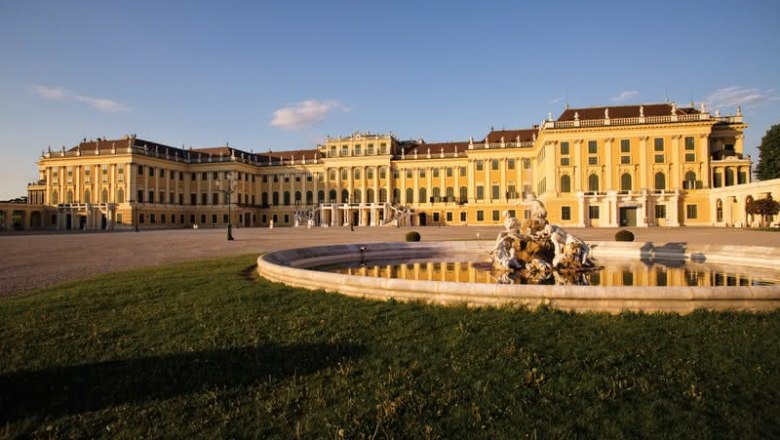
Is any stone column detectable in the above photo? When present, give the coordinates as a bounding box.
[467,160,475,203]
[499,160,506,202]
[668,193,680,226]
[577,192,587,227]
[639,137,648,190]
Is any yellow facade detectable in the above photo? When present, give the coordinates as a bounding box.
[6,102,778,232]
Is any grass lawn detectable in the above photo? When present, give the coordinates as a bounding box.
[1,255,779,439]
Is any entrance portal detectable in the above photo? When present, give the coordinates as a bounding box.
[619,207,638,227]
[419,213,427,226]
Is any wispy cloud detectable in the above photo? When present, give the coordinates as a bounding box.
[549,96,564,105]
[611,90,638,102]
[32,84,129,112]
[270,100,349,130]
[704,86,779,110]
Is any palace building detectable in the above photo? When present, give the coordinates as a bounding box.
[2,102,779,231]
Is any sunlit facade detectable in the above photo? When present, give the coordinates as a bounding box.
[3,102,778,231]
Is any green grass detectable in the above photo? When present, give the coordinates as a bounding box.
[1,255,779,439]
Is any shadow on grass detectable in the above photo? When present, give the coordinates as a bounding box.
[0,341,363,422]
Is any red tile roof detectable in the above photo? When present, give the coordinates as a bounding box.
[557,103,700,121]
[484,128,538,143]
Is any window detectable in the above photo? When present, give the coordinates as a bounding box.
[418,188,427,203]
[492,210,500,221]
[621,155,631,164]
[654,138,664,151]
[341,169,348,180]
[367,144,375,155]
[654,172,666,190]
[560,175,571,193]
[588,174,599,192]
[149,167,155,177]
[460,167,467,177]
[201,193,207,205]
[148,191,154,203]
[139,213,145,224]
[405,169,412,179]
[685,137,695,150]
[477,210,484,221]
[419,169,426,178]
[588,140,598,154]
[656,205,666,219]
[523,158,531,169]
[686,204,698,219]
[491,159,499,171]
[588,156,598,165]
[460,212,467,222]
[561,206,571,220]
[446,212,452,222]
[491,185,500,200]
[589,206,600,219]
[620,173,632,191]
[150,214,156,224]
[406,188,414,203]
[560,142,570,155]
[685,153,696,162]
[138,165,143,175]
[213,192,219,205]
[476,160,483,171]
[684,171,697,189]
[212,214,218,224]
[620,139,630,153]
[191,172,196,181]
[560,157,570,166]
[432,168,439,178]
[380,168,386,179]
[507,159,515,170]
[446,167,453,177]
[160,169,165,178]
[476,186,484,200]
[354,168,361,179]
[354,144,361,155]
[283,192,291,205]
[202,172,207,180]
[654,154,665,163]
[160,214,166,224]
[190,193,197,205]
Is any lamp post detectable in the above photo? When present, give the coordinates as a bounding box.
[217,171,237,241]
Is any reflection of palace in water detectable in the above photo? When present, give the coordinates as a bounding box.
[337,261,777,287]
[2,102,779,231]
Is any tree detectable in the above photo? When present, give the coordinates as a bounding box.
[746,198,780,227]
[756,124,780,180]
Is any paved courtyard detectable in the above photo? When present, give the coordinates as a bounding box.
[1,226,780,297]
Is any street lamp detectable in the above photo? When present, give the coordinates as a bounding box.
[217,171,237,241]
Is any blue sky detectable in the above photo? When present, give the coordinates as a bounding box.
[1,0,778,199]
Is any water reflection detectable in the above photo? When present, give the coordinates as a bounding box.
[321,259,778,287]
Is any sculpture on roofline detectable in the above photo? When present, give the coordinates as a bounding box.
[491,194,598,284]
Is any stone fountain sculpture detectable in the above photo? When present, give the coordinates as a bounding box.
[490,195,597,284]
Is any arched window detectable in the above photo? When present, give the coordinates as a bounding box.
[432,187,441,200]
[588,174,599,192]
[354,189,362,203]
[406,188,414,203]
[101,189,108,203]
[262,192,268,206]
[317,190,324,203]
[67,190,73,203]
[459,186,468,202]
[560,175,571,193]
[379,167,387,179]
[272,191,279,206]
[117,188,125,203]
[354,168,361,179]
[329,190,337,202]
[306,191,313,204]
[446,186,454,200]
[393,188,400,203]
[367,189,375,203]
[52,191,59,205]
[84,190,91,204]
[620,173,632,191]
[379,188,387,203]
[283,191,291,205]
[341,189,349,203]
[684,171,697,189]
[654,172,666,190]
[295,191,302,203]
[419,187,427,203]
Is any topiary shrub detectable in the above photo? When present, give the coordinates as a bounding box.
[615,229,634,242]
[405,231,421,242]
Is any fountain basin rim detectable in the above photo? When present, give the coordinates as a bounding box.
[256,241,780,314]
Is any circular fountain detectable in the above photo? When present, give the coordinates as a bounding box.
[257,201,780,314]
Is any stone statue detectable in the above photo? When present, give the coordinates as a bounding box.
[384,203,413,227]
[492,196,597,284]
